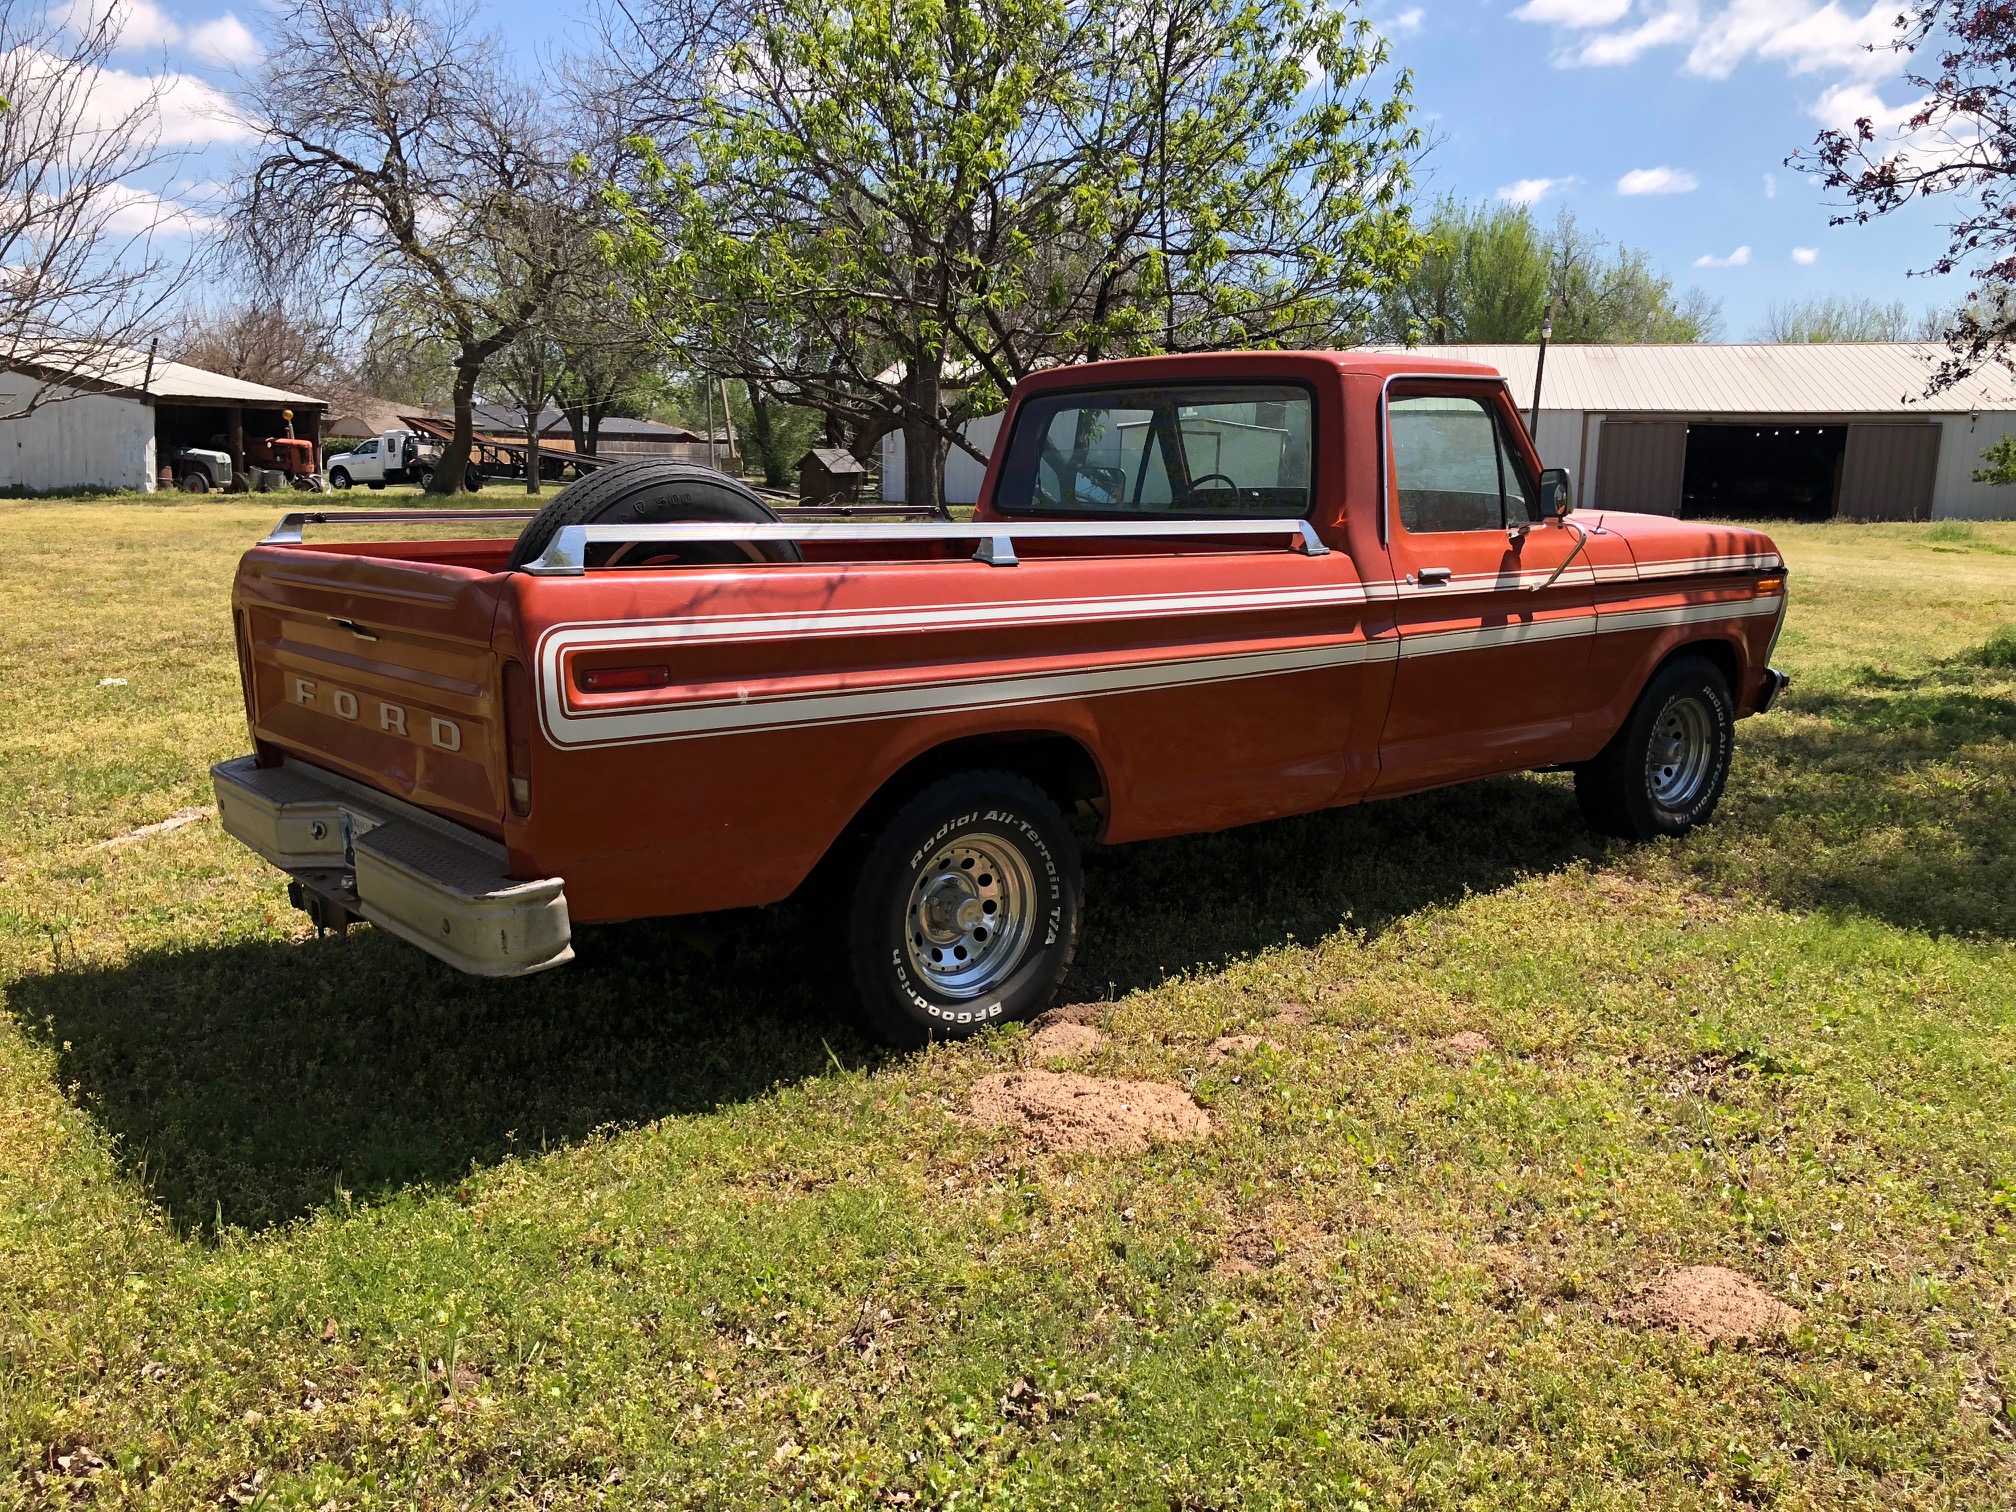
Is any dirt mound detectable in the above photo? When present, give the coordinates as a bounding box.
[1032,1002,1109,1028]
[1210,1034,1273,1058]
[1436,1030,1493,1060]
[1026,1022,1105,1060]
[967,1072,1210,1155]
[1217,1225,1286,1277]
[1636,1266,1801,1344]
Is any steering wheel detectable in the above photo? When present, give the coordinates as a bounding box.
[1186,472,1242,502]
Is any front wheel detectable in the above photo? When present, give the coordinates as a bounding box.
[328,468,351,490]
[1575,655,1735,840]
[848,771,1082,1048]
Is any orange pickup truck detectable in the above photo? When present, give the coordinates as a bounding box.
[213,351,1788,1045]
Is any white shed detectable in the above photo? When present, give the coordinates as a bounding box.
[0,348,325,493]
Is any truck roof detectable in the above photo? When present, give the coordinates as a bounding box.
[1008,349,1507,396]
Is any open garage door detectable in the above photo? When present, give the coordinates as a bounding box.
[1594,419,1687,515]
[1836,422,1940,522]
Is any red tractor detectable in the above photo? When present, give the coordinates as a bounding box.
[244,410,327,492]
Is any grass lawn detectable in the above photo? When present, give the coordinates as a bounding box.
[2,498,2014,1508]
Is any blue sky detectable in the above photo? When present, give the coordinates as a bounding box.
[94,0,1961,341]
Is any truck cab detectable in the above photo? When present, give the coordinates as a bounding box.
[325,429,450,491]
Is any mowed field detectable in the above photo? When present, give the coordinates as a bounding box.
[2,499,2014,1509]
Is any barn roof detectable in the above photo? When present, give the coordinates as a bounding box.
[1368,343,2016,416]
[3,344,324,406]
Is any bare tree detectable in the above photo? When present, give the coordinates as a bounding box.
[235,0,602,492]
[490,326,561,493]
[0,0,195,421]
[166,292,341,390]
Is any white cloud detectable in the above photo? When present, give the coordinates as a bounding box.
[1694,245,1752,267]
[1528,0,1901,83]
[1617,165,1698,194]
[101,183,219,235]
[1497,176,1570,205]
[1807,79,1923,134]
[1385,7,1425,33]
[1763,170,1777,197]
[75,60,255,145]
[1792,245,1818,263]
[187,13,261,65]
[1571,5,1696,65]
[52,0,183,49]
[1512,0,1630,24]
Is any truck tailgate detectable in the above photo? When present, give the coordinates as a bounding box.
[234,544,510,832]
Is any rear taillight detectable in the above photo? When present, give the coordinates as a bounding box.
[579,664,672,692]
[502,660,535,817]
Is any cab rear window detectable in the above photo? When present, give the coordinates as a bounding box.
[994,383,1312,517]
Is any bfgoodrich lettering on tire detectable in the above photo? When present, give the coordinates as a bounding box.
[849,770,1081,1049]
[1575,654,1736,840]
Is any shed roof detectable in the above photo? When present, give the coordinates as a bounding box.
[1369,342,2016,416]
[802,446,868,474]
[5,344,324,407]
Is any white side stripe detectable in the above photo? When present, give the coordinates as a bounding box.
[535,593,1780,749]
[539,638,1397,746]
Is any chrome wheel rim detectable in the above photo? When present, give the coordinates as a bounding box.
[903,832,1037,999]
[1647,693,1715,808]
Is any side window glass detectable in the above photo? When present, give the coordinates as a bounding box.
[1389,394,1504,533]
[998,384,1312,516]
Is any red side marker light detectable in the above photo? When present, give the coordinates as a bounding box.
[579,665,673,692]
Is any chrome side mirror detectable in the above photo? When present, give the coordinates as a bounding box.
[1537,466,1574,518]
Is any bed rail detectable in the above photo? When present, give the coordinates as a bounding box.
[522,517,1329,574]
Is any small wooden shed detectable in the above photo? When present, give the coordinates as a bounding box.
[798,446,869,505]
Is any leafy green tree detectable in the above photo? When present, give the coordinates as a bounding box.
[1974,434,2016,484]
[1376,200,1716,345]
[1755,296,1944,343]
[616,0,1424,509]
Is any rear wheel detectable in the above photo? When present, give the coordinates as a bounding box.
[1575,655,1735,840]
[179,469,209,493]
[848,771,1081,1049]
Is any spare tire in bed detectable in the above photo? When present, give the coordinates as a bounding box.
[507,460,803,570]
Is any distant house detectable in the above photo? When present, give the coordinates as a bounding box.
[798,446,869,504]
[468,405,739,467]
[323,395,410,444]
[0,346,325,493]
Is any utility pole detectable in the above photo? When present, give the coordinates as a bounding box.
[704,376,716,470]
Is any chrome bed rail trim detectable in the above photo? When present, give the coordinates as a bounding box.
[521,517,1330,575]
[260,508,542,545]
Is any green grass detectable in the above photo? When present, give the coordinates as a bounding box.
[3,503,2015,1508]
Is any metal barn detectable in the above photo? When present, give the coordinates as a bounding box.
[1409,342,2016,522]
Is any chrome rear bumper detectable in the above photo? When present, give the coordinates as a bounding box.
[212,755,572,977]
[1756,667,1790,714]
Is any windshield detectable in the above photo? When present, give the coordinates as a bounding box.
[994,383,1313,517]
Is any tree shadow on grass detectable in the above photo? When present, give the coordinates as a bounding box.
[7,775,1595,1238]
[1712,675,2016,940]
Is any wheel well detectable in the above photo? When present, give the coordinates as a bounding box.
[838,731,1104,845]
[1661,637,1740,694]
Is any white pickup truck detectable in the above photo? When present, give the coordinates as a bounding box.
[325,429,482,492]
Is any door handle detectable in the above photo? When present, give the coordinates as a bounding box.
[1415,566,1452,585]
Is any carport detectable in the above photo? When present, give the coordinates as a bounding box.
[0,346,324,493]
